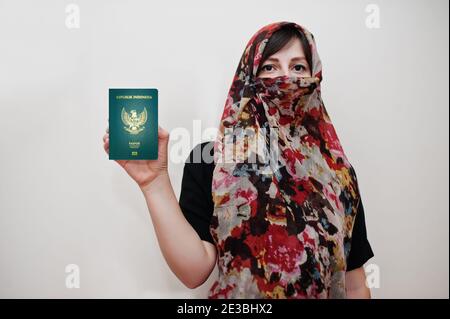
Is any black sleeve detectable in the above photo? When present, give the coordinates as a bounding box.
[346,198,375,271]
[178,142,215,244]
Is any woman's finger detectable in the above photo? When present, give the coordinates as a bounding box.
[158,125,169,140]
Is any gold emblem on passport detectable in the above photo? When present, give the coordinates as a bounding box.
[121,107,148,135]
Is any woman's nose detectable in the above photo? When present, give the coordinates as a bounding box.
[280,66,290,77]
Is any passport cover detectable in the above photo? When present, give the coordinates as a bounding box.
[109,88,158,160]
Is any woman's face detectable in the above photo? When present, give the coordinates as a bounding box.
[257,37,312,78]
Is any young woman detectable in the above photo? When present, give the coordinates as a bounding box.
[102,21,374,299]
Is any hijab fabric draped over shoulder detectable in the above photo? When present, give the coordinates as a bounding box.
[210,21,362,299]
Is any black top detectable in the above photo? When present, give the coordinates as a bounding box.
[179,141,374,271]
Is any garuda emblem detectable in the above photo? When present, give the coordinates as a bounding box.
[121,107,147,135]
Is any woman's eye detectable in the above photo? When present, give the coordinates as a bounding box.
[262,65,274,72]
[293,64,305,72]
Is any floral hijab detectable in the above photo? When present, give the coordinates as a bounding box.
[210,21,362,298]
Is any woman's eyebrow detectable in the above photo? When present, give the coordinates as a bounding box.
[290,57,308,63]
[263,57,307,64]
[263,57,280,63]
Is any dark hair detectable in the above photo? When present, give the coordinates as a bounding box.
[257,25,313,75]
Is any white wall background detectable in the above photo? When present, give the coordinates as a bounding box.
[0,0,448,298]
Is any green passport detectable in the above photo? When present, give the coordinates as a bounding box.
[109,88,158,160]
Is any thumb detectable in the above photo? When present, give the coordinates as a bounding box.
[158,125,170,141]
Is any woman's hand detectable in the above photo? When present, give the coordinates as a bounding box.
[102,125,171,190]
